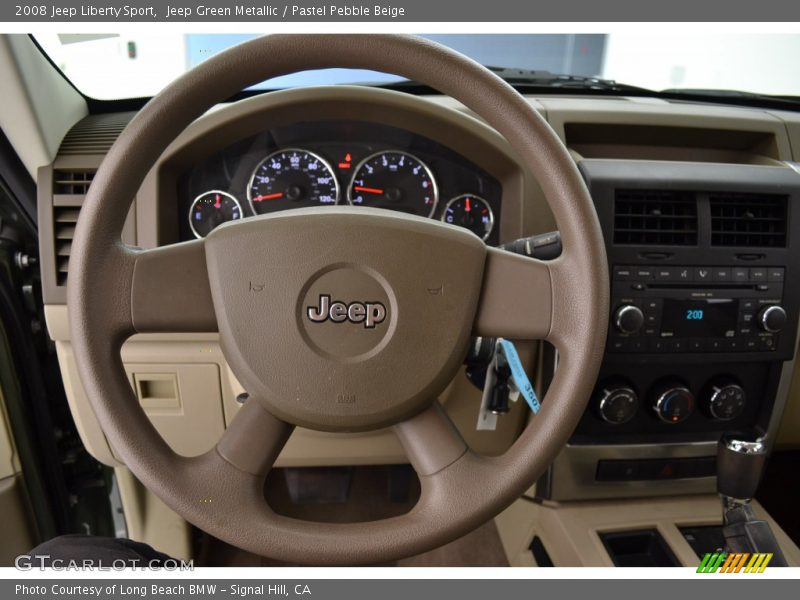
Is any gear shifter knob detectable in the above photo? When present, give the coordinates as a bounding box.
[717,433,767,501]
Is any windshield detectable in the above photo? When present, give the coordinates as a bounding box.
[34,33,800,100]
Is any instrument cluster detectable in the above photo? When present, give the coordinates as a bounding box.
[179,120,502,244]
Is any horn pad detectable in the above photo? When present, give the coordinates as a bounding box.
[204,207,487,431]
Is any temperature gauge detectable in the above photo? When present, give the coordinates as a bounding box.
[442,194,494,240]
[188,190,242,238]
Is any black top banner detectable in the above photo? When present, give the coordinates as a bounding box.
[4,0,800,22]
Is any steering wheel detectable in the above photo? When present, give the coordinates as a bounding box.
[68,34,608,564]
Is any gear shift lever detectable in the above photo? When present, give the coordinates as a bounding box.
[717,433,788,566]
[717,434,767,504]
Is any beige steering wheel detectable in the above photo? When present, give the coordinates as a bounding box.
[67,34,608,564]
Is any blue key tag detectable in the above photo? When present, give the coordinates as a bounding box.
[497,339,541,414]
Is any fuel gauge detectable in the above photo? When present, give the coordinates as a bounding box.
[189,190,242,238]
[442,194,494,240]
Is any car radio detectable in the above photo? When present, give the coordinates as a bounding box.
[608,264,787,355]
[537,160,800,502]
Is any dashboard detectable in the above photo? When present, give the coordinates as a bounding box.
[177,120,503,245]
[37,85,800,507]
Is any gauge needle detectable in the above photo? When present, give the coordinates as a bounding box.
[253,192,284,202]
[214,194,221,209]
[354,186,384,195]
[465,198,471,212]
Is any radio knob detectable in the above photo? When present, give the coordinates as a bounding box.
[703,379,747,421]
[650,381,695,424]
[614,304,644,334]
[758,305,787,333]
[595,383,639,425]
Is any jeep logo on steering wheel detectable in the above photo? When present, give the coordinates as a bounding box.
[306,294,387,329]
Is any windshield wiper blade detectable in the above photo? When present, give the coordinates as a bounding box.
[661,88,800,105]
[373,67,653,94]
[483,66,653,93]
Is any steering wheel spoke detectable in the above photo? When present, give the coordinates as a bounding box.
[394,402,468,477]
[216,396,294,477]
[129,239,217,333]
[473,247,553,341]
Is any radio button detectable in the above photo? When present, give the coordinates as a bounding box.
[694,267,712,282]
[738,326,755,336]
[758,336,777,351]
[655,267,676,281]
[708,339,724,351]
[743,339,758,351]
[767,268,785,282]
[712,267,732,281]
[688,339,706,352]
[676,267,692,282]
[634,268,654,280]
[740,312,755,325]
[669,339,687,352]
[733,268,749,283]
[749,268,767,282]
[741,299,757,311]
[724,339,742,352]
[643,299,662,312]
[613,266,634,281]
[609,339,626,352]
[648,338,669,352]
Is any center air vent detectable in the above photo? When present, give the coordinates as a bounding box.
[614,190,698,246]
[710,193,787,248]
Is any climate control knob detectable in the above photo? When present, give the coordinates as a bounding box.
[614,304,644,335]
[595,382,639,425]
[650,381,695,424]
[703,379,747,421]
[758,305,787,333]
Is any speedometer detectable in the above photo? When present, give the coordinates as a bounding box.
[347,151,438,218]
[247,148,339,215]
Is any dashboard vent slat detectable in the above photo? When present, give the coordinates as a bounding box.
[614,190,698,246]
[58,112,137,155]
[710,193,787,248]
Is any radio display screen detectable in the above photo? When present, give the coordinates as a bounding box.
[660,299,739,338]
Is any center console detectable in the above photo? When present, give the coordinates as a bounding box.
[538,160,800,501]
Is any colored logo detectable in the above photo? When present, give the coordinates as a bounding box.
[697,552,773,573]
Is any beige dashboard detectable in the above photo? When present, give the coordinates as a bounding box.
[38,86,800,471]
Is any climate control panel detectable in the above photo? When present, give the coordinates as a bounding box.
[574,361,769,445]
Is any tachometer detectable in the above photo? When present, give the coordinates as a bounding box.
[347,151,438,218]
[189,190,242,238]
[247,148,339,214]
[442,194,494,240]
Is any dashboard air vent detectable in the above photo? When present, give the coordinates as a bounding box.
[710,193,787,248]
[54,170,94,195]
[53,206,79,285]
[614,190,698,246]
[58,112,137,155]
[51,169,95,285]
